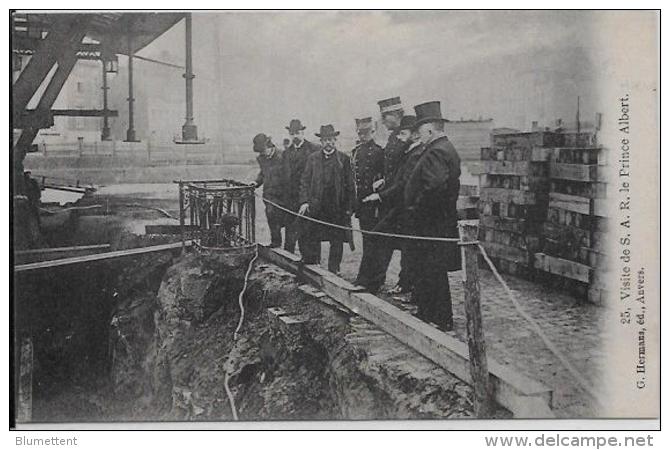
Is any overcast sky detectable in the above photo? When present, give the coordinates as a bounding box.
[135,10,653,146]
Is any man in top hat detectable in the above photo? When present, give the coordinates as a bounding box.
[298,124,354,274]
[351,117,384,286]
[252,133,287,248]
[283,119,320,254]
[358,115,423,294]
[404,101,461,331]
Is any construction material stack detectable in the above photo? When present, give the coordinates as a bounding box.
[477,131,560,277]
[533,133,610,304]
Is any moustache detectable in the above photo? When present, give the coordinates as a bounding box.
[292,136,301,144]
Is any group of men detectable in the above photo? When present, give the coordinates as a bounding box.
[251,97,461,331]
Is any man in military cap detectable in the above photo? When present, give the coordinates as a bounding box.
[376,96,405,190]
[404,101,461,332]
[298,124,354,274]
[351,117,384,287]
[252,133,286,248]
[283,119,320,254]
[358,115,423,294]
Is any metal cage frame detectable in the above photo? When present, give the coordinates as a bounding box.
[176,179,256,254]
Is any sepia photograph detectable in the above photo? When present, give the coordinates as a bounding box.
[9,8,659,430]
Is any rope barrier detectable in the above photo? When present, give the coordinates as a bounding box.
[477,244,602,404]
[257,194,469,244]
[223,246,259,421]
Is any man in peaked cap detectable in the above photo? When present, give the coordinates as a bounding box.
[351,117,384,287]
[377,96,405,190]
[404,101,461,332]
[283,119,320,254]
[298,124,355,274]
[252,133,287,248]
[358,115,423,294]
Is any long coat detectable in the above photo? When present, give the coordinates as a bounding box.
[299,149,355,239]
[351,139,384,216]
[283,139,320,211]
[255,149,286,203]
[383,129,406,188]
[374,141,423,235]
[404,135,461,270]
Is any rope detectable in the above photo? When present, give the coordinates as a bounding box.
[223,247,259,421]
[477,244,602,404]
[257,194,469,244]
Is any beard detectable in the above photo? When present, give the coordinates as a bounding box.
[292,136,302,145]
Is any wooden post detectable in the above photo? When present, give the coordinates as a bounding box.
[460,223,494,417]
[18,337,33,422]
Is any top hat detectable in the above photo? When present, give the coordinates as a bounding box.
[252,133,270,152]
[355,117,374,131]
[315,124,340,138]
[398,115,417,131]
[413,101,448,128]
[377,96,403,114]
[286,119,306,133]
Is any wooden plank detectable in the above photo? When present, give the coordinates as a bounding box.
[548,192,591,215]
[534,253,591,283]
[482,160,532,176]
[259,245,554,417]
[549,163,598,182]
[480,188,537,205]
[14,241,191,273]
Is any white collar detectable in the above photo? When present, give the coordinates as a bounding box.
[322,147,336,158]
[294,139,305,149]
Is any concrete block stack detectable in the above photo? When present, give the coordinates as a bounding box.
[477,131,559,277]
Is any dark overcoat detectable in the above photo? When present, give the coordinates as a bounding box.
[255,149,287,203]
[351,139,384,216]
[299,149,355,240]
[283,139,320,211]
[404,135,461,270]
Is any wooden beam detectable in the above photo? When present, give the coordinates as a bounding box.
[549,163,598,182]
[549,192,591,215]
[15,244,111,264]
[480,188,538,205]
[14,241,190,273]
[259,245,554,418]
[534,253,591,283]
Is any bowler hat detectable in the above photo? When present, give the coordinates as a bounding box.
[252,133,270,152]
[413,101,448,128]
[398,115,417,131]
[315,124,340,138]
[286,119,306,133]
[355,117,374,131]
[378,96,403,114]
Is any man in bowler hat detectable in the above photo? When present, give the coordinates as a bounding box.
[283,119,320,254]
[252,133,287,248]
[351,117,384,287]
[404,101,461,331]
[298,124,355,274]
